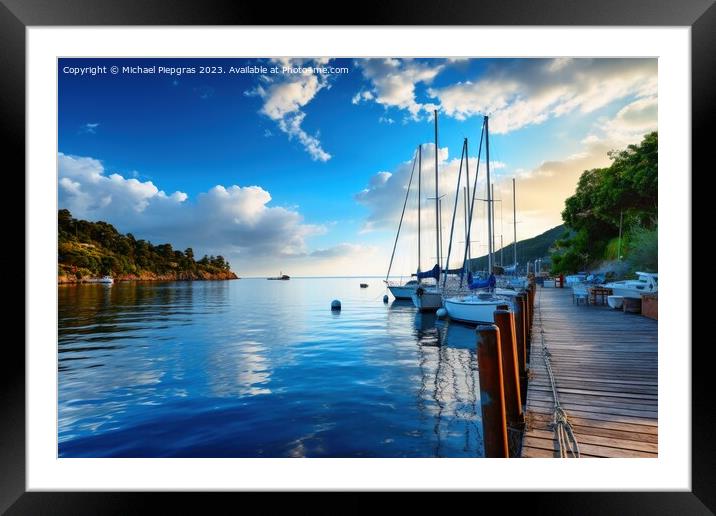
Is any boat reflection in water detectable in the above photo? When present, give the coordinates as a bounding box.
[60,279,484,457]
[387,301,483,456]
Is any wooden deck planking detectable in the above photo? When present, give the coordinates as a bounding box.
[521,286,658,458]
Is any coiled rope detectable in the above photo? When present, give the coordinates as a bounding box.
[535,286,581,458]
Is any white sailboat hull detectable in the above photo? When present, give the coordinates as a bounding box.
[411,289,443,311]
[388,285,418,300]
[444,296,509,324]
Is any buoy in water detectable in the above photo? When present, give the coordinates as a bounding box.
[383,295,389,303]
[331,299,341,311]
[436,307,447,318]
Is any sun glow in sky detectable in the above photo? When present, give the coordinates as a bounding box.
[58,57,657,277]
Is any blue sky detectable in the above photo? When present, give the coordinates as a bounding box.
[58,57,657,276]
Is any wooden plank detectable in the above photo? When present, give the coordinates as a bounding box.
[523,436,657,458]
[527,417,658,444]
[527,411,658,434]
[525,404,658,427]
[527,429,657,453]
[521,286,658,459]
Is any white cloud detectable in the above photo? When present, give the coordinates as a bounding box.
[352,58,656,133]
[352,90,374,104]
[354,59,444,119]
[356,143,478,234]
[589,95,658,144]
[246,58,332,162]
[80,122,99,134]
[58,152,323,261]
[429,58,657,134]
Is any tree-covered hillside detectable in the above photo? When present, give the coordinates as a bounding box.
[551,132,657,274]
[58,209,237,281]
[467,224,566,272]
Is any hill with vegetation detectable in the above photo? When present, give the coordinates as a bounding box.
[550,132,657,275]
[58,209,238,283]
[466,224,566,272]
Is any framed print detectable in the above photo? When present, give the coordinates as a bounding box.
[4,0,712,511]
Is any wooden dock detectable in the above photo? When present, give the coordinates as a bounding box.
[521,286,658,458]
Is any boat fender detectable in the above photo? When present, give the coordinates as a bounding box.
[383,295,389,303]
[436,308,447,318]
[416,287,425,296]
[331,299,341,311]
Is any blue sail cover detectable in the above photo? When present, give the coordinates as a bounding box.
[416,263,441,280]
[468,273,496,290]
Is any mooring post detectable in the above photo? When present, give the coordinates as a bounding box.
[476,324,509,458]
[493,309,524,426]
[524,287,532,346]
[524,289,532,364]
[527,283,535,338]
[514,293,528,399]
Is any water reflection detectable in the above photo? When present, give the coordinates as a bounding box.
[59,279,484,457]
[413,319,482,457]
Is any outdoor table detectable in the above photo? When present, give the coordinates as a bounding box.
[589,286,613,305]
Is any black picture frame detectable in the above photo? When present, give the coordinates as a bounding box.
[4,0,711,511]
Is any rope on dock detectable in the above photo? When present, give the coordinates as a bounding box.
[536,286,581,458]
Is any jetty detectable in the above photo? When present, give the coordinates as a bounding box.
[520,286,658,458]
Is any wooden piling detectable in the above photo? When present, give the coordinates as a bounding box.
[514,293,528,399]
[524,287,532,346]
[476,324,509,458]
[527,285,535,332]
[493,309,524,426]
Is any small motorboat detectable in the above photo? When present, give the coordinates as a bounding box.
[267,271,290,280]
[98,275,114,284]
[360,283,368,288]
[603,272,657,298]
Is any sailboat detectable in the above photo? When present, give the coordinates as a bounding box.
[444,115,514,324]
[411,110,445,311]
[385,145,423,300]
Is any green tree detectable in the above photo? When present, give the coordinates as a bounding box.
[552,132,657,274]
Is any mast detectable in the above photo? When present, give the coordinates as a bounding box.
[463,187,468,259]
[500,235,504,267]
[513,177,517,267]
[439,198,443,270]
[492,183,496,266]
[465,139,471,262]
[434,109,440,272]
[418,145,422,273]
[485,116,493,274]
[460,117,486,287]
[443,139,467,288]
[385,148,418,282]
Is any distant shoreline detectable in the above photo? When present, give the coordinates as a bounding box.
[58,271,239,284]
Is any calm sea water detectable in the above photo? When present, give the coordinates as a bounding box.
[58,278,484,457]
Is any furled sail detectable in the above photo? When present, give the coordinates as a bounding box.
[467,272,496,290]
[416,263,441,280]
